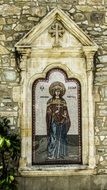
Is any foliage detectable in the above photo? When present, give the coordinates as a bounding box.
[0,117,21,190]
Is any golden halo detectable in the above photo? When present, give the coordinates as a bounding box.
[49,81,66,97]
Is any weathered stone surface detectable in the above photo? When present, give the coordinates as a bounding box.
[95,76,107,83]
[0,85,11,101]
[94,27,102,32]
[13,86,21,102]
[58,3,72,10]
[95,136,100,145]
[28,17,40,21]
[95,126,100,133]
[99,130,107,135]
[0,34,6,41]
[17,175,107,190]
[99,110,107,116]
[0,45,9,54]
[3,70,17,81]
[97,148,105,153]
[1,55,10,65]
[98,55,107,63]
[103,30,107,35]
[87,0,104,4]
[3,24,12,31]
[90,12,104,23]
[47,176,69,190]
[74,13,85,22]
[102,138,107,145]
[69,8,76,14]
[76,5,96,12]
[31,6,47,17]
[100,160,107,165]
[100,136,105,141]
[14,24,27,31]
[0,18,6,25]
[79,0,86,4]
[0,4,21,16]
[100,156,104,161]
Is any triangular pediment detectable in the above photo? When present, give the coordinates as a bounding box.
[15,8,97,48]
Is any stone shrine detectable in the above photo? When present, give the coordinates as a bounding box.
[0,0,107,189]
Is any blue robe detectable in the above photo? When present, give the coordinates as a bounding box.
[46,98,71,159]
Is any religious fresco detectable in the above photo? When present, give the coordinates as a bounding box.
[32,68,82,164]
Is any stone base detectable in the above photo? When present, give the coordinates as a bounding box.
[17,175,107,190]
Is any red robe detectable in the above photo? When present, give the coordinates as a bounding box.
[46,98,71,136]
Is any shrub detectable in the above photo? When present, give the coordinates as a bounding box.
[0,117,21,190]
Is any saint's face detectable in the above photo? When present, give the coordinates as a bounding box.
[55,89,60,97]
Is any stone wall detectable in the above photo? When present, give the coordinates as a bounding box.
[16,175,107,190]
[0,0,107,178]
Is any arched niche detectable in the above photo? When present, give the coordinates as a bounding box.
[32,68,82,165]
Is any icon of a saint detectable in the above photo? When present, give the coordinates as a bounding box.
[46,81,71,159]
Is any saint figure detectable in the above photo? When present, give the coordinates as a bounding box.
[46,82,71,159]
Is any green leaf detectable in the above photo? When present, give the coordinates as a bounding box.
[10,175,14,182]
[0,136,4,148]
[5,139,11,147]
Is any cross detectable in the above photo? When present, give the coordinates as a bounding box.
[49,21,65,47]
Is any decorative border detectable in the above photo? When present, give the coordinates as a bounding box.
[32,68,82,165]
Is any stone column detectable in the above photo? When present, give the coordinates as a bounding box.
[83,46,98,168]
[17,48,31,168]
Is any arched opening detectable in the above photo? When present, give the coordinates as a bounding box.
[32,68,82,165]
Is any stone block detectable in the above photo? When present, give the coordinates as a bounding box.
[99,110,107,116]
[13,86,21,102]
[1,55,10,66]
[100,160,107,165]
[0,4,21,16]
[95,136,100,145]
[103,30,107,35]
[87,0,104,4]
[22,177,47,190]
[0,85,11,99]
[69,175,91,190]
[90,175,102,190]
[0,34,6,41]
[102,139,107,145]
[3,70,17,81]
[61,0,77,3]
[28,17,40,22]
[32,177,47,190]
[79,0,86,4]
[0,45,9,55]
[16,177,25,190]
[74,13,85,22]
[90,12,104,23]
[58,4,72,10]
[95,118,103,127]
[31,6,47,17]
[14,24,26,31]
[0,18,6,25]
[47,176,69,190]
[104,0,107,4]
[7,117,14,125]
[16,175,107,190]
[76,5,96,12]
[95,76,107,83]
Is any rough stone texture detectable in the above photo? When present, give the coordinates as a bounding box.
[0,0,107,189]
[16,175,107,190]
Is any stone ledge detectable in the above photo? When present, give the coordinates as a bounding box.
[19,165,96,176]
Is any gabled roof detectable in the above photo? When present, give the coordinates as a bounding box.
[15,8,97,47]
